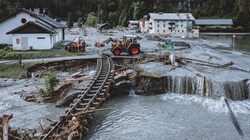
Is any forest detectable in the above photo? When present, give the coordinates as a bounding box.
[0,0,250,30]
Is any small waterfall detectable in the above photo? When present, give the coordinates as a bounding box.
[247,80,250,99]
[138,75,249,100]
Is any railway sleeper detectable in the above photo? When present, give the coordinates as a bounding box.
[92,85,109,90]
[75,107,85,111]
[89,89,107,93]
[86,93,96,97]
[98,77,106,80]
[79,102,88,106]
[82,98,92,102]
[92,101,100,106]
[96,97,105,101]
[95,83,104,86]
[96,79,105,82]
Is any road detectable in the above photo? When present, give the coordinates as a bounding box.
[0,54,142,64]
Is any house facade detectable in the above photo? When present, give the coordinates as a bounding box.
[7,22,56,50]
[0,8,66,50]
[147,13,195,36]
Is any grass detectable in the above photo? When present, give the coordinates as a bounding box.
[0,62,40,78]
[0,45,84,60]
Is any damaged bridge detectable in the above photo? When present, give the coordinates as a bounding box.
[42,56,114,139]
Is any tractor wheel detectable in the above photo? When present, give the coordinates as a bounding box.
[68,46,72,52]
[129,45,140,55]
[112,47,122,55]
[80,46,85,52]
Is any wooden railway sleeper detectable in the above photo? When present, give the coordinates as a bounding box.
[86,93,95,97]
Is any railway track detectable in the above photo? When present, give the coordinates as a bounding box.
[42,56,114,140]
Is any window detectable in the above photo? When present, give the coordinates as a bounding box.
[163,24,166,28]
[178,30,180,32]
[157,25,160,28]
[16,38,20,44]
[163,30,165,32]
[157,30,159,32]
[21,18,27,23]
[182,30,184,32]
[181,25,183,28]
[37,37,45,39]
[157,20,159,23]
[163,21,165,23]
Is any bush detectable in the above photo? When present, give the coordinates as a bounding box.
[40,73,59,96]
[0,44,9,49]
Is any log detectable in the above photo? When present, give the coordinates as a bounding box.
[61,78,93,83]
[2,114,13,140]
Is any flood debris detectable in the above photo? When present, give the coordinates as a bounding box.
[224,98,245,138]
[136,53,249,74]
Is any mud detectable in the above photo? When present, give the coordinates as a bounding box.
[27,59,96,78]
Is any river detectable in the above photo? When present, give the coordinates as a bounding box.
[86,34,250,139]
[87,92,250,140]
[200,34,250,53]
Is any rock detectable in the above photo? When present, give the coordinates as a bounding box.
[0,78,15,87]
[56,92,81,107]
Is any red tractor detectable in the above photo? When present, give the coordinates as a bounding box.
[111,35,141,55]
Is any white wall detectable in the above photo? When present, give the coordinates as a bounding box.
[0,12,35,44]
[148,19,193,36]
[0,11,64,45]
[12,34,52,50]
[55,28,63,41]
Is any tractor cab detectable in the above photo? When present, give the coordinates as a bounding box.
[123,35,137,47]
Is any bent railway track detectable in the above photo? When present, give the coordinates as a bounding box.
[42,56,114,140]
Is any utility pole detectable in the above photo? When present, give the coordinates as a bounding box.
[186,14,190,38]
[232,34,236,52]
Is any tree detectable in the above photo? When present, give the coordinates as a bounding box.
[86,12,98,27]
[108,12,119,26]
[77,17,83,27]
[67,12,73,28]
[44,72,59,93]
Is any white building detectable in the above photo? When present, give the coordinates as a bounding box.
[0,8,66,50]
[147,13,195,36]
[138,15,150,33]
[128,20,139,30]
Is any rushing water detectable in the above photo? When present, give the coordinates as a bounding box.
[87,92,250,140]
[200,34,250,53]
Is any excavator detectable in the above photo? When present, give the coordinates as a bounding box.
[65,37,86,52]
[94,38,116,47]
[111,35,141,55]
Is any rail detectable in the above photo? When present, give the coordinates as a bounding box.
[42,57,114,140]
